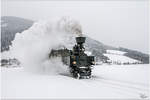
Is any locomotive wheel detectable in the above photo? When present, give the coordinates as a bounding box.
[73,72,77,78]
[72,72,80,79]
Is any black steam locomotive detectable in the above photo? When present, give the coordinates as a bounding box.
[69,37,95,79]
[49,37,95,79]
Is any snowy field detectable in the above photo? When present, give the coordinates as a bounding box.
[1,64,150,99]
[104,50,141,64]
[104,53,141,64]
[106,50,127,55]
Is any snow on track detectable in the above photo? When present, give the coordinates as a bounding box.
[1,64,149,99]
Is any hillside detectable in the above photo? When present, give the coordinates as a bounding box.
[1,16,33,52]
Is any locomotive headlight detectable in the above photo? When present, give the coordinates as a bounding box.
[73,61,76,64]
[92,61,95,64]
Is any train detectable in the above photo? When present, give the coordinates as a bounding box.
[49,37,95,79]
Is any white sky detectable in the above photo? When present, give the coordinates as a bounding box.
[1,0,149,54]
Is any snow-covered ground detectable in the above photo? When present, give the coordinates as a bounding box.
[1,64,149,99]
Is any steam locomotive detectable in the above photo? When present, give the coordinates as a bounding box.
[49,37,95,79]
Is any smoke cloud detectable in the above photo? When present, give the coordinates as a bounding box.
[8,17,82,74]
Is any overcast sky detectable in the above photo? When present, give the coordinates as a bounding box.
[1,0,149,54]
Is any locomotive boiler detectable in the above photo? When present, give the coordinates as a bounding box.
[49,37,95,79]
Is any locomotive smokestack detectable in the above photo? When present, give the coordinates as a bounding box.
[75,37,86,51]
[76,37,86,45]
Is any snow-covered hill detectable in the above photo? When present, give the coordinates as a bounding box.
[106,50,127,55]
[104,50,142,64]
[1,64,149,99]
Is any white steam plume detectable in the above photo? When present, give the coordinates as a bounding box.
[8,17,82,74]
